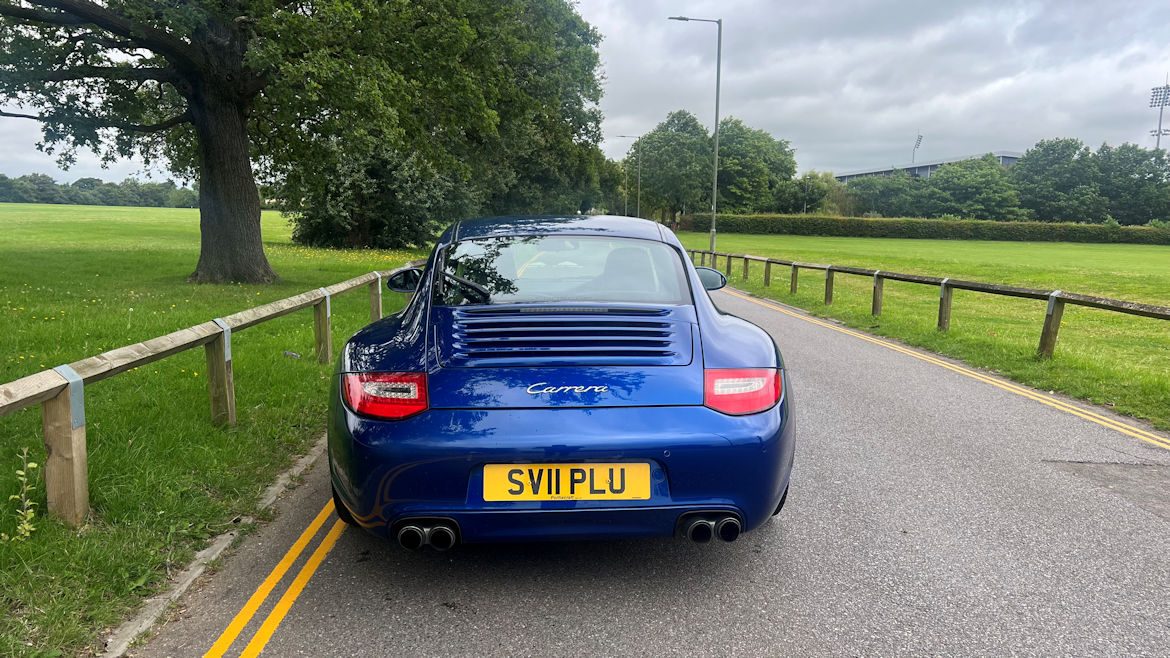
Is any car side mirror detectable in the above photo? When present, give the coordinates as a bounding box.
[386,267,423,293]
[695,266,727,291]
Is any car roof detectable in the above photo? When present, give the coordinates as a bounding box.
[448,215,667,243]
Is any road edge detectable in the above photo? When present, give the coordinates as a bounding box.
[101,434,328,657]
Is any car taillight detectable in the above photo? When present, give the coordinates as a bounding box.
[703,368,782,415]
[342,372,428,420]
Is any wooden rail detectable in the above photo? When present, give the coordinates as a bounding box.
[0,261,423,526]
[689,249,1170,360]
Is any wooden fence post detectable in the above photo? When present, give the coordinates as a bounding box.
[724,254,733,277]
[763,261,772,287]
[314,288,332,364]
[699,252,706,266]
[369,274,383,322]
[43,365,88,527]
[790,265,799,294]
[872,271,884,316]
[742,257,750,281]
[1038,290,1065,358]
[205,319,236,426]
[937,278,953,331]
[824,268,835,305]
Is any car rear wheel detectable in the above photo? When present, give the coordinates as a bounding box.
[332,483,359,527]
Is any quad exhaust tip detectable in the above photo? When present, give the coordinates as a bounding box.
[396,521,460,551]
[397,525,426,551]
[715,517,741,542]
[686,519,715,543]
[428,525,457,551]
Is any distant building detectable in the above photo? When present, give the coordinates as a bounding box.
[834,150,1023,183]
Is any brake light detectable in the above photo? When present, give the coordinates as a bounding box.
[342,372,428,420]
[703,368,782,415]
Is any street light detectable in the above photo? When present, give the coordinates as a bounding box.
[669,15,722,251]
[617,134,641,217]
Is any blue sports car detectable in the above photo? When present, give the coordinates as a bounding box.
[328,215,794,550]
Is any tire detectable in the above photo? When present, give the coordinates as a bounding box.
[771,484,789,516]
[332,482,359,527]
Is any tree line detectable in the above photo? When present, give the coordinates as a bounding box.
[0,173,198,208]
[841,139,1170,225]
[620,121,1170,227]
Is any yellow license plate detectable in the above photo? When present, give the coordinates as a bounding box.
[483,463,651,501]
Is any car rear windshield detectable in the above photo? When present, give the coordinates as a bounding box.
[435,235,691,306]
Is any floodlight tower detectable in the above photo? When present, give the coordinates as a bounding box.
[912,132,923,163]
[1151,81,1170,150]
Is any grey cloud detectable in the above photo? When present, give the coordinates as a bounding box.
[584,0,1170,173]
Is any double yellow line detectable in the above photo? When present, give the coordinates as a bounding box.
[205,501,347,657]
[722,289,1170,452]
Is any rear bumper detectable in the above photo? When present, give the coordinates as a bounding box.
[328,381,794,543]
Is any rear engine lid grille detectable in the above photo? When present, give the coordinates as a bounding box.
[434,306,694,367]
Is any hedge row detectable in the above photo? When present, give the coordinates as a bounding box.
[682,213,1170,245]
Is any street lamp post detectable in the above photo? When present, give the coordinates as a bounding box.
[617,134,641,216]
[623,160,628,215]
[669,15,722,252]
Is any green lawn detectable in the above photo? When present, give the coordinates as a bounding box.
[0,203,423,655]
[678,232,1170,431]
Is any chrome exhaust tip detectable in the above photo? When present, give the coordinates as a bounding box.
[397,525,426,551]
[428,524,458,551]
[686,519,715,543]
[715,516,741,542]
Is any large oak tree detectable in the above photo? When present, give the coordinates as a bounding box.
[0,1,544,282]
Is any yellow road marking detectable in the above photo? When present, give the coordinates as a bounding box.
[517,250,547,277]
[239,519,347,657]
[721,289,1170,452]
[204,500,336,658]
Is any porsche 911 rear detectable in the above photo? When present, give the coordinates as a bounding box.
[328,217,794,548]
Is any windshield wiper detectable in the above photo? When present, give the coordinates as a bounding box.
[443,272,491,304]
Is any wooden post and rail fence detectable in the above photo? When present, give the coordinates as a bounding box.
[689,248,1170,362]
[0,261,423,528]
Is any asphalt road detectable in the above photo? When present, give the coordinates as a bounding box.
[135,289,1170,657]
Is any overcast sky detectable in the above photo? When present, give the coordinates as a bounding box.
[582,0,1170,173]
[3,0,1170,182]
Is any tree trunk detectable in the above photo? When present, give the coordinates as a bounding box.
[187,86,276,284]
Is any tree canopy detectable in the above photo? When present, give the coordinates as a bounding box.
[1009,138,1107,223]
[631,110,711,219]
[1091,143,1170,225]
[924,154,1023,221]
[282,0,607,249]
[715,117,795,214]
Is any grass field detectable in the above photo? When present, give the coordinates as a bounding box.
[677,232,1170,431]
[0,204,422,655]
